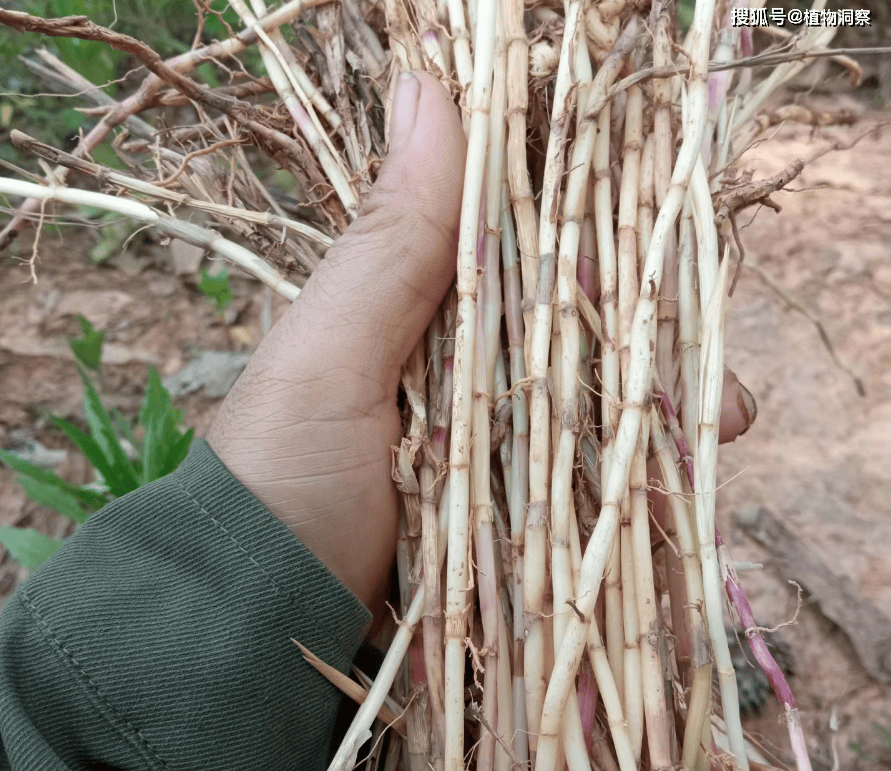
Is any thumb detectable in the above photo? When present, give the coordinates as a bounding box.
[280,71,466,395]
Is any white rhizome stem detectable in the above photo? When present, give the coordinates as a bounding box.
[443,1,497,769]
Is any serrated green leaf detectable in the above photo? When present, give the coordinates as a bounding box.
[110,406,138,449]
[160,427,194,479]
[138,369,192,484]
[51,416,114,476]
[68,315,106,371]
[51,416,136,499]
[17,477,91,524]
[139,368,169,483]
[198,267,231,313]
[0,527,63,570]
[78,371,139,491]
[0,449,108,510]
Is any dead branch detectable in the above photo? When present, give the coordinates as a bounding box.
[713,158,805,228]
[0,11,329,176]
[9,130,334,249]
[0,0,332,251]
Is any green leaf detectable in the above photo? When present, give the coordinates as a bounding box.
[195,61,220,89]
[139,368,172,483]
[0,449,108,510]
[89,219,131,264]
[17,477,91,524]
[161,427,194,478]
[198,267,232,314]
[138,369,193,484]
[59,108,83,132]
[68,315,105,371]
[272,170,296,191]
[51,416,136,498]
[0,527,63,570]
[677,0,695,30]
[78,371,140,492]
[90,143,125,171]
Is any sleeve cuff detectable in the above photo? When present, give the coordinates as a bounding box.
[169,437,373,656]
[5,437,372,769]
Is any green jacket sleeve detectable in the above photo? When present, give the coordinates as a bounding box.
[0,439,371,771]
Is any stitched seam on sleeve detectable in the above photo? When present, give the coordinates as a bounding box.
[173,476,364,657]
[19,590,169,770]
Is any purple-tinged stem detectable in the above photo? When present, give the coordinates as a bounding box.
[654,395,813,771]
[656,387,695,489]
[577,667,599,755]
[717,532,812,771]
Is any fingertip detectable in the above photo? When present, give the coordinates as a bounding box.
[719,367,757,444]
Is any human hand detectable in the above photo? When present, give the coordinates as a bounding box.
[207,72,466,612]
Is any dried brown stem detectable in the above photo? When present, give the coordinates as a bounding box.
[0,0,330,249]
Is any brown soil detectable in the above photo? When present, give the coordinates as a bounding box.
[1,107,890,769]
[716,107,891,769]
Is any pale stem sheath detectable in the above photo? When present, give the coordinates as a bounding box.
[484,49,514,771]
[471,207,500,771]
[500,182,530,766]
[677,201,700,464]
[688,120,751,766]
[397,516,429,771]
[631,420,674,769]
[594,102,625,708]
[585,620,637,771]
[421,331,447,759]
[652,2,679,397]
[495,598,515,771]
[617,84,643,378]
[637,133,655,270]
[484,3,508,386]
[398,347,428,770]
[523,2,585,752]
[689,158,719,304]
[548,27,595,771]
[447,0,473,92]
[444,5,497,768]
[503,0,538,299]
[536,18,642,771]
[616,83,644,762]
[694,255,751,770]
[619,497,643,762]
